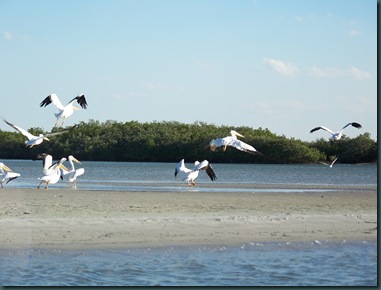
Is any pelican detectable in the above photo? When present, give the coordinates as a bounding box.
[319,156,339,168]
[0,162,20,187]
[310,122,362,140]
[3,118,71,148]
[174,159,217,187]
[205,130,263,155]
[40,93,88,126]
[37,157,70,189]
[60,155,85,188]
[33,153,54,175]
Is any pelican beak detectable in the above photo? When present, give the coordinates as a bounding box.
[72,157,81,164]
[59,164,70,172]
[73,106,80,111]
[236,132,245,138]
[44,137,50,141]
[2,165,13,172]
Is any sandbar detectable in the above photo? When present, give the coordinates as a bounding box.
[0,187,377,250]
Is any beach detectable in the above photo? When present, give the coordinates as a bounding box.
[0,187,377,250]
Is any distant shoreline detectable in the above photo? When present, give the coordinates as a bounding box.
[0,188,377,250]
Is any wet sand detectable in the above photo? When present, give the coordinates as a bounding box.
[0,187,377,250]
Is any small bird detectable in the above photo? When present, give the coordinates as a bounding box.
[310,122,362,140]
[60,155,85,188]
[3,118,72,148]
[40,93,88,126]
[205,130,263,155]
[0,162,20,187]
[319,156,339,168]
[174,159,217,187]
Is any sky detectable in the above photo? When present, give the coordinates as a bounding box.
[0,0,377,141]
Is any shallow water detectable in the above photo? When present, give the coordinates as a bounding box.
[1,160,377,192]
[0,240,376,286]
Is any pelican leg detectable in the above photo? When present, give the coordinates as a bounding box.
[54,118,59,127]
[37,181,43,189]
[73,180,77,189]
[45,182,49,190]
[0,182,3,188]
[61,117,66,126]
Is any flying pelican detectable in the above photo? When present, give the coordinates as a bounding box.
[60,155,85,188]
[40,93,88,126]
[0,162,20,188]
[37,157,70,189]
[319,156,339,168]
[310,122,362,140]
[205,130,263,155]
[174,159,217,187]
[3,118,72,148]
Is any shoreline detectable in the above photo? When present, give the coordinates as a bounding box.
[0,188,377,250]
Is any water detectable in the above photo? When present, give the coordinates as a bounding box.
[0,241,377,286]
[0,160,377,286]
[1,159,377,192]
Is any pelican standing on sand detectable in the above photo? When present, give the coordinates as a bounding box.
[0,162,20,187]
[40,93,88,126]
[37,157,70,189]
[205,130,263,155]
[310,122,362,140]
[174,159,217,187]
[3,118,72,148]
[60,155,85,188]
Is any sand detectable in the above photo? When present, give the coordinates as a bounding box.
[0,187,377,250]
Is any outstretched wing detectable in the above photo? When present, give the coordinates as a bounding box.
[229,139,263,155]
[68,94,88,109]
[174,159,191,177]
[310,126,335,135]
[194,160,217,181]
[40,93,65,110]
[3,119,36,140]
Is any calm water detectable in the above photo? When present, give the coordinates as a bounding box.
[1,159,377,192]
[0,160,377,286]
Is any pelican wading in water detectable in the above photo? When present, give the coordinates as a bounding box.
[174,159,217,187]
[310,122,362,141]
[37,157,70,189]
[60,155,85,188]
[319,156,339,168]
[40,93,88,126]
[0,162,20,187]
[205,130,263,156]
[3,118,73,148]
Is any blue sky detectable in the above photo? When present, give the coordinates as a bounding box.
[0,0,377,141]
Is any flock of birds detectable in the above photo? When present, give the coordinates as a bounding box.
[1,93,87,189]
[0,93,363,188]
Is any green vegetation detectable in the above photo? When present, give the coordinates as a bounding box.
[0,120,377,164]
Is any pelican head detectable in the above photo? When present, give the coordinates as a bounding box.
[194,161,200,167]
[0,163,12,172]
[69,155,81,164]
[230,130,244,138]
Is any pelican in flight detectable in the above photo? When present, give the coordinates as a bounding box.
[3,118,72,148]
[205,130,263,156]
[310,122,362,140]
[40,93,88,126]
[174,159,217,187]
[319,156,339,168]
[0,162,20,188]
[37,157,69,189]
[60,155,85,188]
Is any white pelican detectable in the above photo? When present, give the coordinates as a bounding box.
[40,93,88,126]
[310,122,362,140]
[3,118,71,148]
[205,130,263,155]
[174,159,217,187]
[0,162,20,187]
[60,155,85,188]
[37,158,70,189]
[33,153,54,175]
[319,156,339,168]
